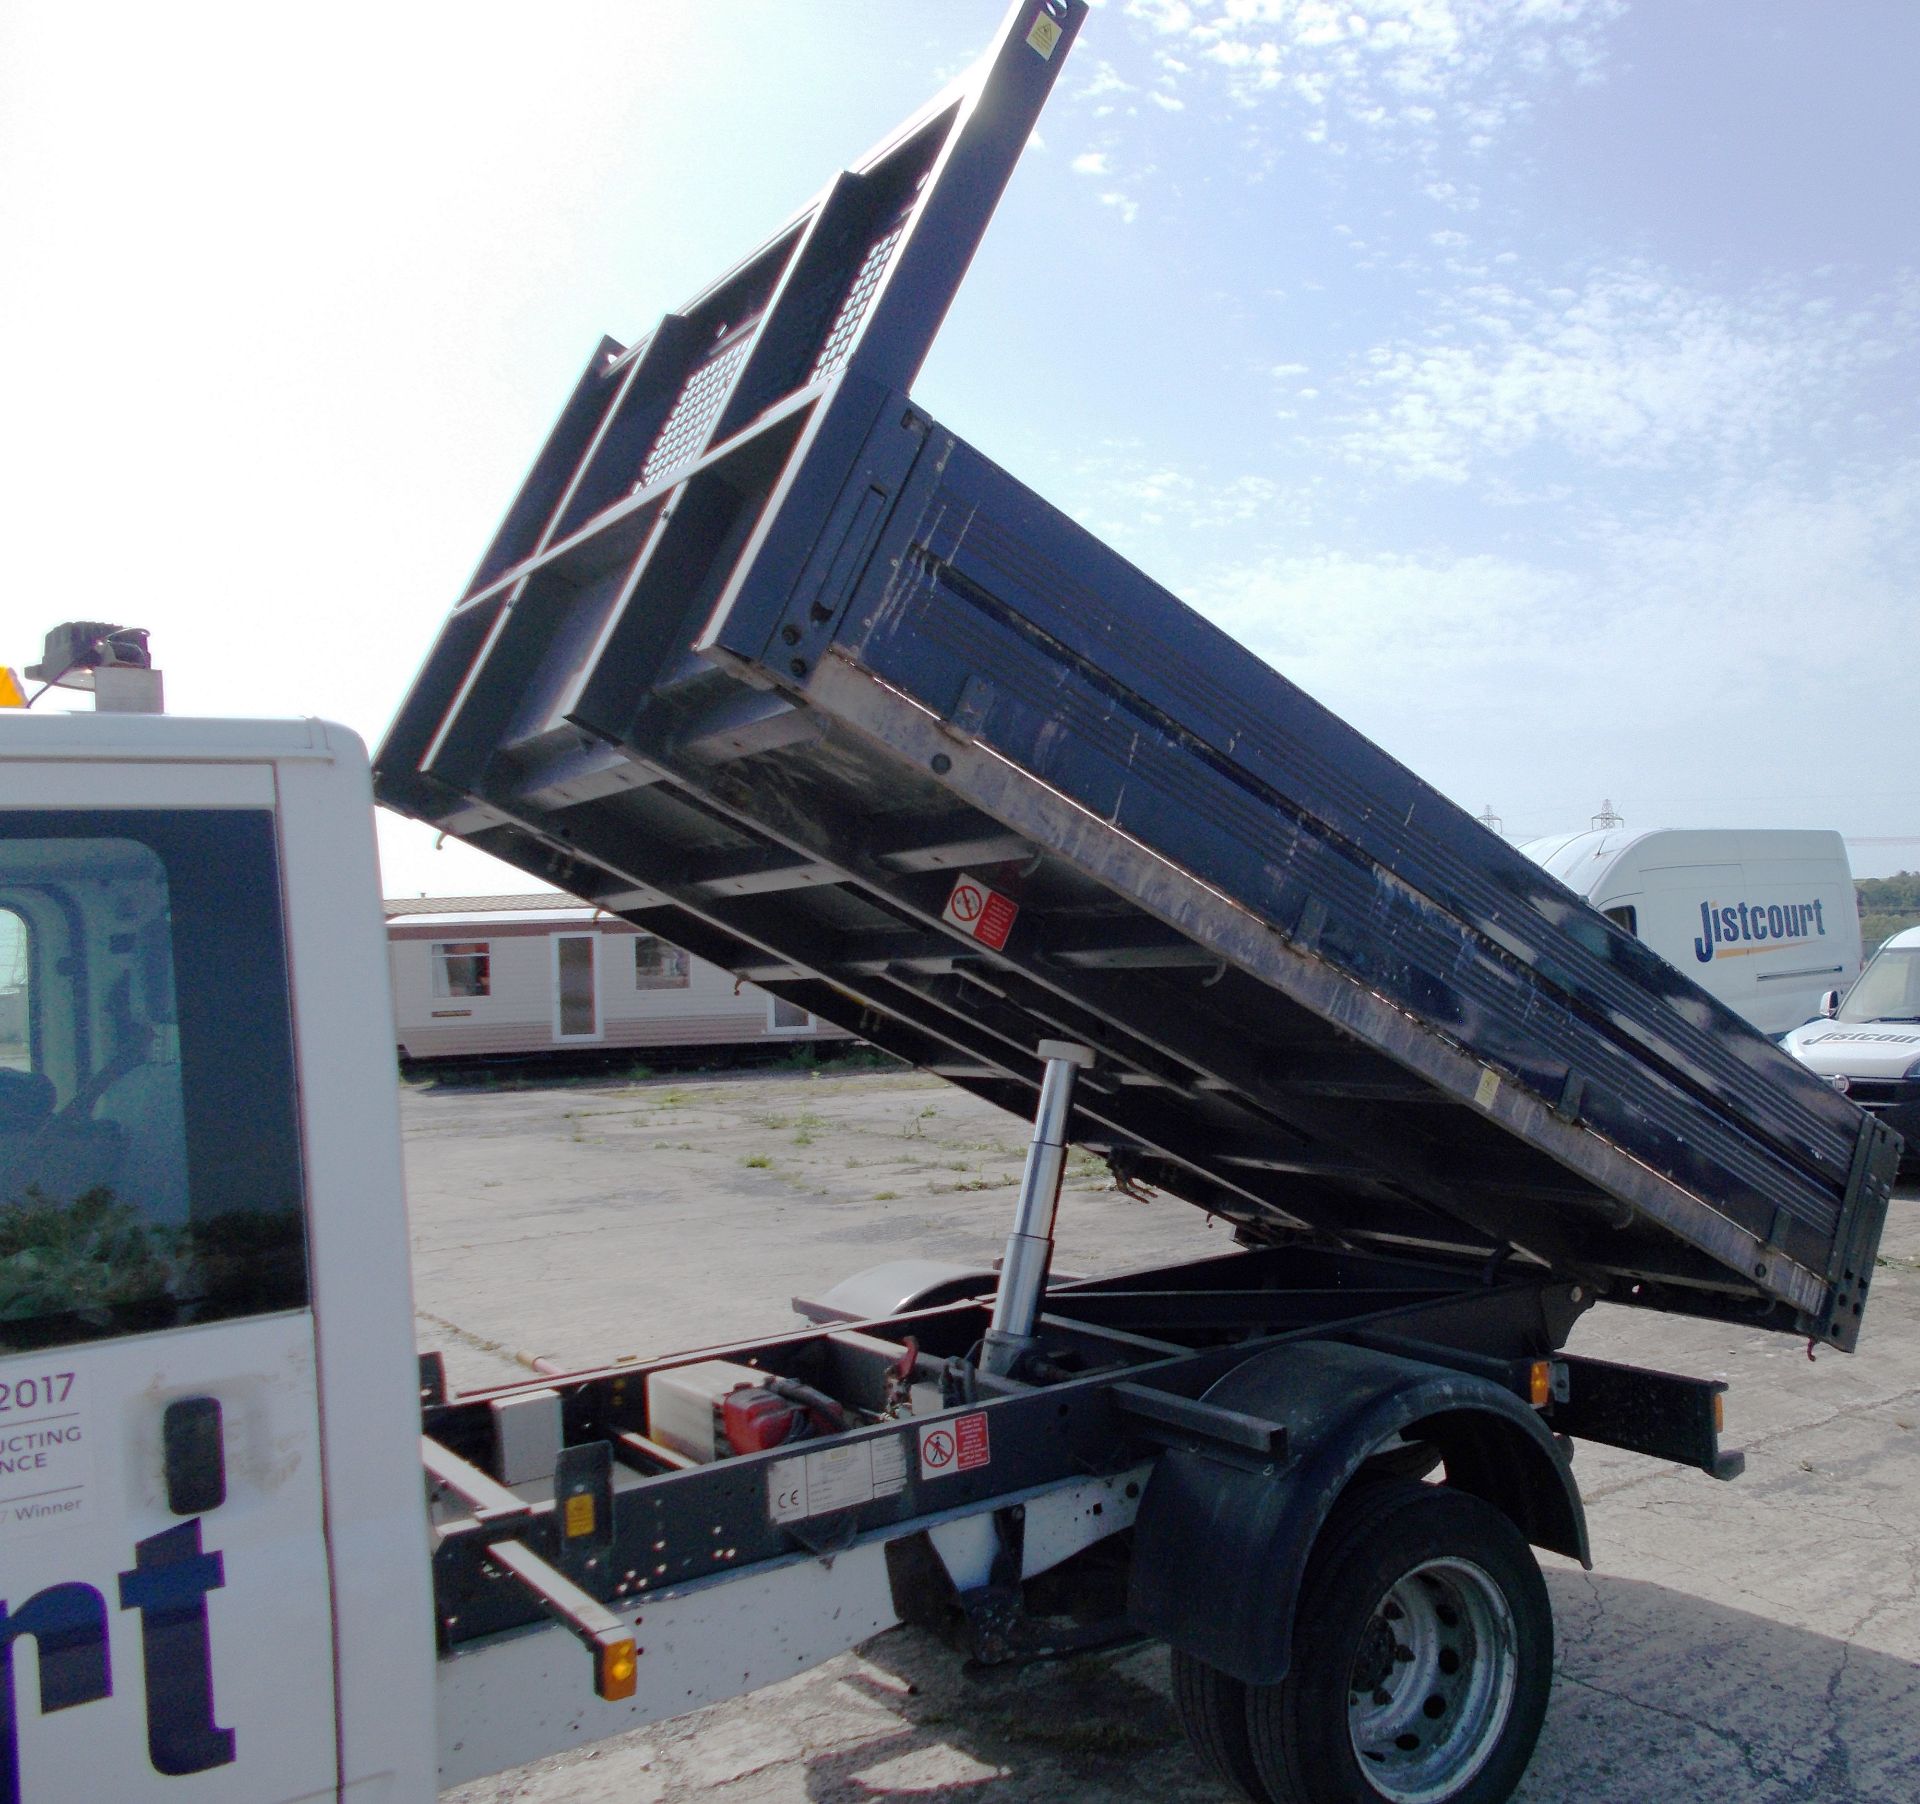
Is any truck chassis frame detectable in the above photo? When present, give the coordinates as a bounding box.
[421,1226,1734,1786]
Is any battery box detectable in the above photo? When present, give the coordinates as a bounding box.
[645,1360,764,1463]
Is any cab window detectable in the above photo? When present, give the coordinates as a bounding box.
[0,810,308,1353]
[0,908,27,1074]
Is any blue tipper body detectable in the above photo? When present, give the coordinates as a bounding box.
[375,0,1895,1350]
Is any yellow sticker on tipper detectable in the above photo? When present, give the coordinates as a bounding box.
[1027,12,1062,59]
[564,1492,595,1538]
[0,668,26,709]
[1473,1070,1501,1111]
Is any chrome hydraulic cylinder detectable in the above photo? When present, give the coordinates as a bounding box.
[981,1039,1094,1377]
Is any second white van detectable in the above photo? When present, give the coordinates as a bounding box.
[1521,827,1861,1038]
[1782,922,1920,1172]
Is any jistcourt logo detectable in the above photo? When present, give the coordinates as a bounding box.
[1694,897,1828,964]
[0,1518,234,1802]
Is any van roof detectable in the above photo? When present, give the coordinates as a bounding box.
[1520,827,1849,894]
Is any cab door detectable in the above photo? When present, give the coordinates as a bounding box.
[0,783,337,1803]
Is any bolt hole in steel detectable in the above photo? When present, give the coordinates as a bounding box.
[1345,1557,1516,1803]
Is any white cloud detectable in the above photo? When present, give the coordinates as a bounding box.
[1328,266,1896,484]
[1072,150,1114,174]
[1199,547,1570,685]
[1079,60,1138,99]
[1063,447,1299,541]
[1121,0,1624,166]
[1181,459,1920,834]
[1127,0,1197,32]
[1100,190,1142,223]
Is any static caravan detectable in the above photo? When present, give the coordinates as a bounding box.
[385,894,849,1060]
[1521,828,1860,1038]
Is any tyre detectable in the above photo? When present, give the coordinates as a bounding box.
[1171,1648,1273,1802]
[1246,1481,1552,1804]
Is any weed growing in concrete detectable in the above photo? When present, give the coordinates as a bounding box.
[791,1108,826,1147]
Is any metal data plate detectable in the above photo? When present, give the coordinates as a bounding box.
[376,0,1895,1349]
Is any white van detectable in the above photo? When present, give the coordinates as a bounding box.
[1781,922,1920,1171]
[1521,828,1861,1038]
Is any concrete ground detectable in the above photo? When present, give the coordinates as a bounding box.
[408,1064,1920,1804]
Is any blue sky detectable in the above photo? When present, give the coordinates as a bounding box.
[3,0,1915,893]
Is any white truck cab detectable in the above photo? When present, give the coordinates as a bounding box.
[0,712,434,1804]
[1781,923,1920,1172]
[1521,827,1861,1038]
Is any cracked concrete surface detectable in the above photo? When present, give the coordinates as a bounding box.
[407,1068,1920,1803]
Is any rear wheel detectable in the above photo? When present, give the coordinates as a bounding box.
[1171,1649,1272,1802]
[1247,1482,1552,1804]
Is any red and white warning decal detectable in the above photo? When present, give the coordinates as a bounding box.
[918,1410,991,1480]
[941,875,1019,951]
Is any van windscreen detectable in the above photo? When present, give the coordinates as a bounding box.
[1838,947,1920,1023]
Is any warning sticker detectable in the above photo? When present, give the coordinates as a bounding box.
[768,1435,909,1524]
[1026,12,1062,59]
[942,876,1019,952]
[0,1364,91,1537]
[918,1411,991,1480]
[873,1434,908,1497]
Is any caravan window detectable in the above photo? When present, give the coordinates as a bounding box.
[0,810,307,1354]
[1602,905,1638,937]
[633,937,690,989]
[768,995,812,1032]
[432,940,492,998]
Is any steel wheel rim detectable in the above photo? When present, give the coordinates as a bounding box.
[1344,1555,1518,1803]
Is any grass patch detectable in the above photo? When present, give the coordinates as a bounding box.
[791,1108,826,1148]
[741,1153,774,1170]
[1064,1152,1110,1187]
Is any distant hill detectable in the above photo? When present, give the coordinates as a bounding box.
[1857,872,1920,957]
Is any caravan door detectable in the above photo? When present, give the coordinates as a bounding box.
[552,932,602,1042]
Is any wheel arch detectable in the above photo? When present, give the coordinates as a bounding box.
[1406,1402,1583,1565]
[1128,1339,1586,1686]
[791,1257,996,1325]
